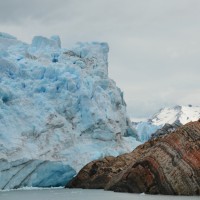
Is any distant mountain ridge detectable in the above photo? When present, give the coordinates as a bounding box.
[150,105,200,125]
[133,105,200,142]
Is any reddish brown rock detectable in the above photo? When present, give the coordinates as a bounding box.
[67,153,135,189]
[67,121,200,195]
[67,142,149,189]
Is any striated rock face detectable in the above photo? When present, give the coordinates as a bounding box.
[67,121,200,195]
[67,142,149,190]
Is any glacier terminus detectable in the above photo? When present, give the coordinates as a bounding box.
[0,33,140,189]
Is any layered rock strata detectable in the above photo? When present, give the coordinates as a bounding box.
[67,121,200,195]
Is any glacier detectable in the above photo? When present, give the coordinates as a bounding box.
[0,33,140,189]
[133,105,200,142]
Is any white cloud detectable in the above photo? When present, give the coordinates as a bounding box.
[1,0,200,117]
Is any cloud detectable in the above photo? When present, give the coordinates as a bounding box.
[0,0,61,24]
[1,0,200,117]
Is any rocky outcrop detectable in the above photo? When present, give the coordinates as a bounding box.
[67,148,144,189]
[67,121,200,195]
[151,120,182,139]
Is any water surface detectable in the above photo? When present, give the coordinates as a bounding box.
[0,188,199,200]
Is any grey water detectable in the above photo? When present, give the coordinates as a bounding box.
[0,188,199,200]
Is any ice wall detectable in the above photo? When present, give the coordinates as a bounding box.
[0,33,140,189]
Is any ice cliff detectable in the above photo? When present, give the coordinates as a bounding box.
[0,33,140,189]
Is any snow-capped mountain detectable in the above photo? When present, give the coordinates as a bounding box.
[150,105,200,125]
[0,32,140,189]
[133,105,200,142]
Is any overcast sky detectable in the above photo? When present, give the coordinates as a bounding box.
[1,0,200,119]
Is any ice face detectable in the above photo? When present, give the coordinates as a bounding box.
[0,159,76,189]
[134,122,160,142]
[0,34,140,189]
[0,32,17,40]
